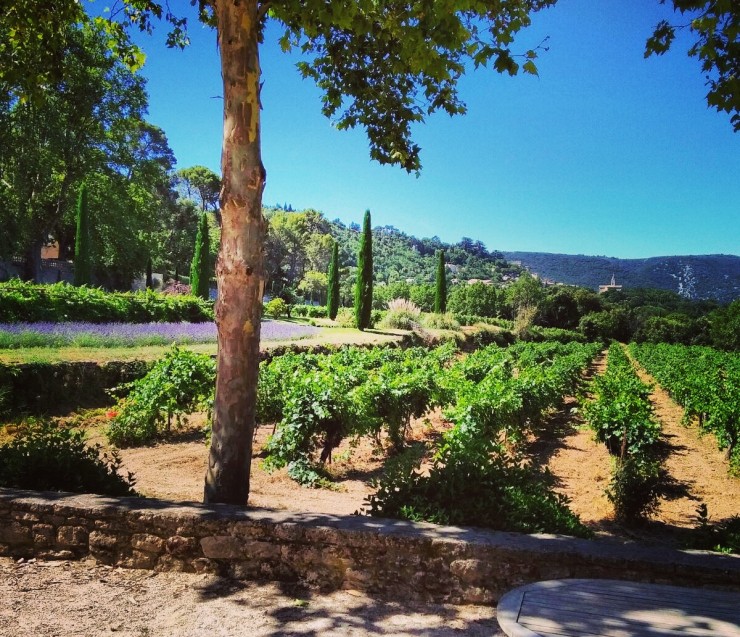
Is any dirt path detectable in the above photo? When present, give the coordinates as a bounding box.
[629,356,740,528]
[527,352,616,536]
[0,558,503,637]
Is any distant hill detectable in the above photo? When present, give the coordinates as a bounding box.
[503,252,740,303]
[265,206,739,303]
[327,218,526,284]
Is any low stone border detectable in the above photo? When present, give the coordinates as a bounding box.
[1,488,739,604]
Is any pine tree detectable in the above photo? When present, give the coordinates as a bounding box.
[190,213,210,300]
[354,210,373,330]
[73,183,91,286]
[435,249,447,313]
[326,240,340,320]
[145,257,153,289]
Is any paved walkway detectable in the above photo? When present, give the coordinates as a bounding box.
[497,579,740,637]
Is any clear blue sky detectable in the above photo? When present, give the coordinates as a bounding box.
[128,0,739,259]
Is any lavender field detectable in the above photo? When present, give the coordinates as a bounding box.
[0,320,321,349]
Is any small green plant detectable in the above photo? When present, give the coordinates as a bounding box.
[688,504,740,554]
[107,345,215,446]
[335,307,356,327]
[421,312,460,330]
[606,455,662,523]
[0,420,137,496]
[265,297,288,320]
[366,445,591,537]
[286,456,335,489]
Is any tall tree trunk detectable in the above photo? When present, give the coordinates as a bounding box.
[204,0,266,504]
[22,238,43,282]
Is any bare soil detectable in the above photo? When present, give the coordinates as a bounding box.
[0,557,502,637]
[113,411,451,516]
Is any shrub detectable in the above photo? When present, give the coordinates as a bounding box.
[421,312,460,330]
[263,368,371,470]
[366,341,599,536]
[335,307,356,327]
[0,359,152,416]
[452,313,512,329]
[265,298,288,319]
[380,298,421,330]
[291,304,327,318]
[286,456,335,489]
[0,280,212,323]
[0,420,136,496]
[583,344,659,456]
[107,346,215,446]
[528,326,587,344]
[689,504,740,554]
[584,344,663,524]
[365,446,591,537]
[606,456,662,523]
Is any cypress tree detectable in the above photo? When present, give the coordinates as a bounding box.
[326,240,340,320]
[435,249,447,313]
[190,213,210,300]
[354,210,373,330]
[145,257,153,289]
[73,183,91,286]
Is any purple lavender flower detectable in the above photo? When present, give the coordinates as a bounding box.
[260,320,321,341]
[0,320,320,348]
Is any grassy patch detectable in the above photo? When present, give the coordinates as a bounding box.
[0,328,408,365]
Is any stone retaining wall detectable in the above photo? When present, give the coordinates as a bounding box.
[1,488,739,604]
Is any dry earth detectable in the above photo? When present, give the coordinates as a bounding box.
[0,557,502,637]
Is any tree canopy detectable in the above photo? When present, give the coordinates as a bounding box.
[0,20,177,286]
[175,165,220,213]
[646,0,739,131]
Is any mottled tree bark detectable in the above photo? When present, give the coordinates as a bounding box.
[204,0,266,504]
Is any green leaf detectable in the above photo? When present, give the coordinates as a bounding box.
[523,60,538,76]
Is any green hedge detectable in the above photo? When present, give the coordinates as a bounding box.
[291,304,328,318]
[0,280,213,323]
[0,360,153,416]
[0,421,137,496]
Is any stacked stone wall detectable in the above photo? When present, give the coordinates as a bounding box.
[1,488,738,604]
